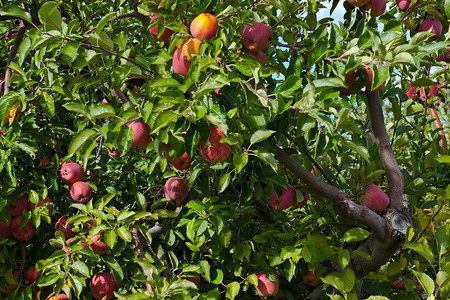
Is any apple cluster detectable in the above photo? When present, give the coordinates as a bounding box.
[241,22,272,66]
[173,13,219,77]
[347,0,387,17]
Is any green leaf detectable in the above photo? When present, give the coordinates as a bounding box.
[63,102,90,119]
[0,5,32,23]
[343,228,371,243]
[446,0,450,18]
[151,110,177,134]
[89,32,115,51]
[225,281,240,299]
[71,261,89,277]
[313,77,346,89]
[321,269,355,295]
[117,226,132,242]
[67,129,98,158]
[436,155,450,164]
[250,130,276,145]
[150,78,180,88]
[275,75,303,97]
[62,42,80,64]
[338,249,350,269]
[253,149,278,171]
[42,91,55,117]
[233,152,248,174]
[218,173,231,193]
[90,104,115,119]
[412,271,435,296]
[38,1,62,31]
[436,224,450,255]
[200,260,211,283]
[342,140,370,163]
[15,143,37,159]
[95,11,116,34]
[104,230,117,249]
[403,242,434,264]
[103,256,123,282]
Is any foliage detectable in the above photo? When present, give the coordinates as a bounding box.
[0,0,449,299]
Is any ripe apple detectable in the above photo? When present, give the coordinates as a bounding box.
[48,294,69,300]
[364,66,386,91]
[346,0,370,7]
[269,185,296,210]
[392,278,405,290]
[89,232,111,255]
[7,195,30,216]
[70,181,92,203]
[255,272,279,296]
[436,48,450,63]
[406,84,417,99]
[303,270,322,287]
[190,13,219,41]
[0,219,11,238]
[36,155,51,168]
[164,177,189,205]
[419,19,443,42]
[341,70,358,93]
[370,0,386,16]
[162,143,191,170]
[26,265,41,284]
[149,14,174,41]
[182,38,201,60]
[126,121,151,149]
[59,162,84,185]
[11,216,35,241]
[246,50,266,65]
[242,22,271,52]
[428,85,440,98]
[30,196,53,216]
[90,272,117,300]
[173,47,192,77]
[360,184,390,212]
[199,126,230,163]
[396,0,411,11]
[55,216,75,240]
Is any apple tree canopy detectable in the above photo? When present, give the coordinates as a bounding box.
[0,0,450,299]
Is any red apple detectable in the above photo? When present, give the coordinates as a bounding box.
[126,121,151,149]
[419,19,443,42]
[347,0,370,7]
[392,278,405,290]
[246,50,266,65]
[370,0,386,16]
[55,216,75,240]
[70,181,92,203]
[8,195,30,217]
[269,185,297,210]
[396,0,411,11]
[164,177,189,205]
[242,22,271,52]
[59,162,84,185]
[36,155,51,168]
[89,232,111,255]
[182,38,201,60]
[149,14,174,41]
[303,270,322,287]
[90,272,117,300]
[48,294,69,300]
[199,126,230,163]
[11,216,35,241]
[364,66,385,91]
[163,143,191,170]
[406,84,417,99]
[360,184,390,212]
[0,219,11,238]
[436,48,450,63]
[341,70,358,93]
[428,85,440,98]
[26,265,41,284]
[190,13,219,41]
[255,272,279,296]
[30,196,53,216]
[173,47,192,77]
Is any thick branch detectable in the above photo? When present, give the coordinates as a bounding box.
[130,0,151,27]
[366,91,404,209]
[274,148,350,202]
[131,228,154,294]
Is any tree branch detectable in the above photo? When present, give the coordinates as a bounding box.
[4,21,26,95]
[366,91,404,209]
[131,228,155,295]
[130,0,151,27]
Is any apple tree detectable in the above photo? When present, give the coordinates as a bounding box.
[0,0,449,299]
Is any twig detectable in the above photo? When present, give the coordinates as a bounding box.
[271,4,306,30]
[414,203,444,243]
[131,228,155,295]
[4,20,26,95]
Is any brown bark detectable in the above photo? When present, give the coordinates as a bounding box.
[428,107,448,151]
